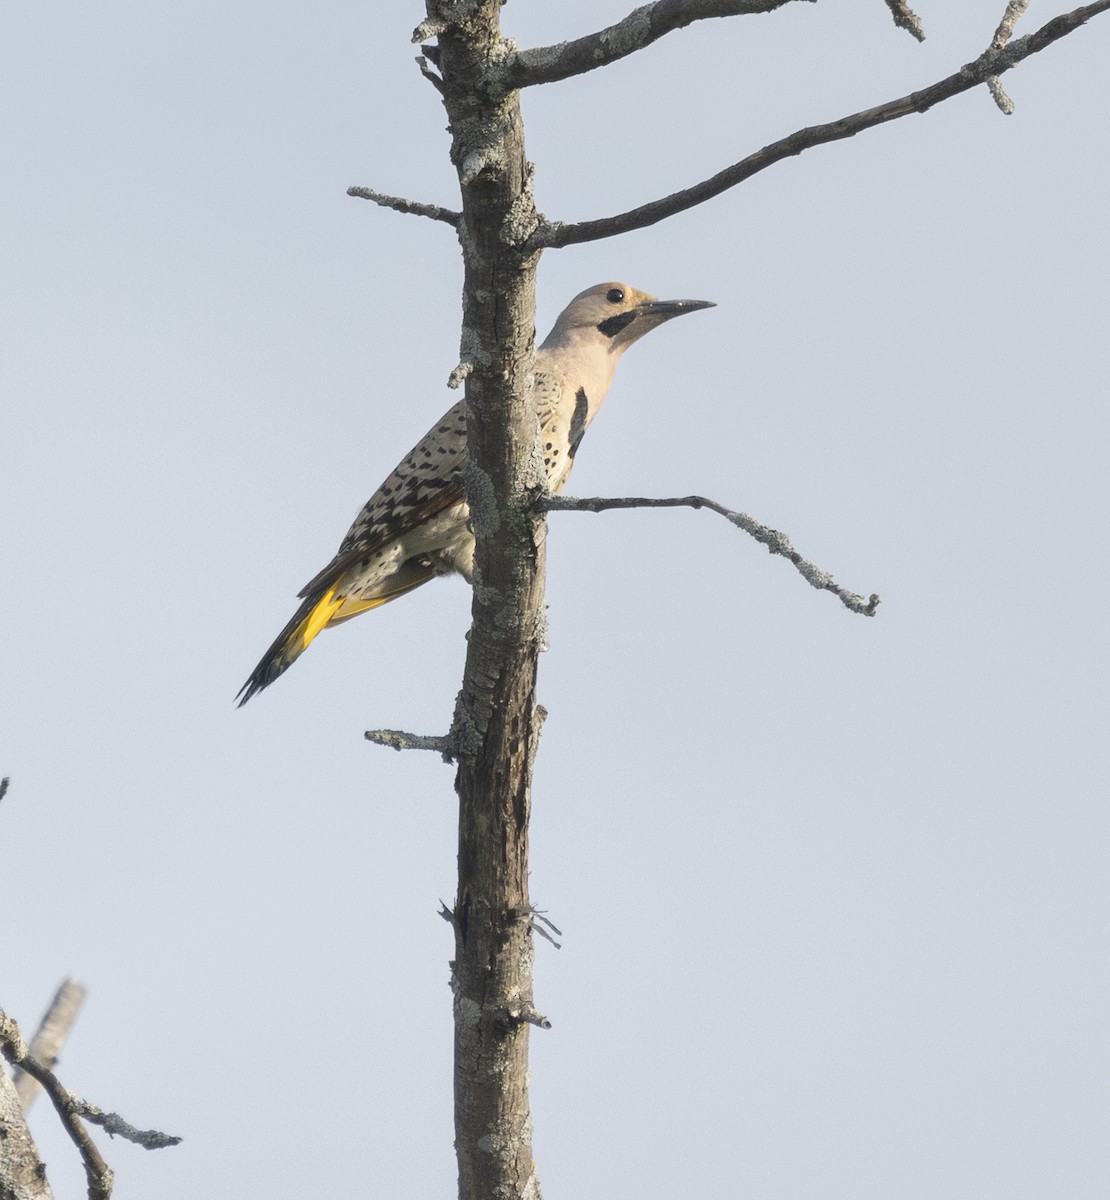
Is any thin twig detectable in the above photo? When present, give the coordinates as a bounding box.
[500,0,811,90]
[541,493,880,617]
[346,186,461,228]
[530,909,563,950]
[13,977,87,1112]
[884,0,926,42]
[528,1,1110,248]
[531,910,563,940]
[510,904,563,949]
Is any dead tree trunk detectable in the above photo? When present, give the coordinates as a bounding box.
[429,4,546,1198]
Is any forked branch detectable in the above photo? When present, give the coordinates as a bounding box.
[527,1,1110,248]
[541,493,880,617]
[0,1009,181,1200]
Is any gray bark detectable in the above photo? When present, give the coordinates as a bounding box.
[0,1067,53,1200]
[429,3,545,1198]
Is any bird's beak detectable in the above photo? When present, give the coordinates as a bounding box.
[599,295,716,350]
[635,298,716,322]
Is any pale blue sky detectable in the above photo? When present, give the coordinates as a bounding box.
[3,2,1109,1197]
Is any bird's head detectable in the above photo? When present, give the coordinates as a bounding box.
[542,282,716,355]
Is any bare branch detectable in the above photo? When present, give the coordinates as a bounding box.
[0,1009,181,1200]
[541,493,880,617]
[0,1010,114,1200]
[501,0,812,90]
[529,1,1110,248]
[346,186,461,228]
[365,727,456,759]
[884,0,926,42]
[13,978,87,1113]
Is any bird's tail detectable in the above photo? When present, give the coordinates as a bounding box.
[236,584,353,706]
[235,563,435,706]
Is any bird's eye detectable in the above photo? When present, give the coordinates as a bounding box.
[606,287,625,304]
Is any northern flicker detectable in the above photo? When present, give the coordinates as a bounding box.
[237,282,714,704]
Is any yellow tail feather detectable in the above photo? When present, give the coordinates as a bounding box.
[238,560,438,705]
[290,586,396,655]
[295,585,346,652]
[328,594,395,625]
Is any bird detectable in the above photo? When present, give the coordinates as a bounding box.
[237,282,715,704]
